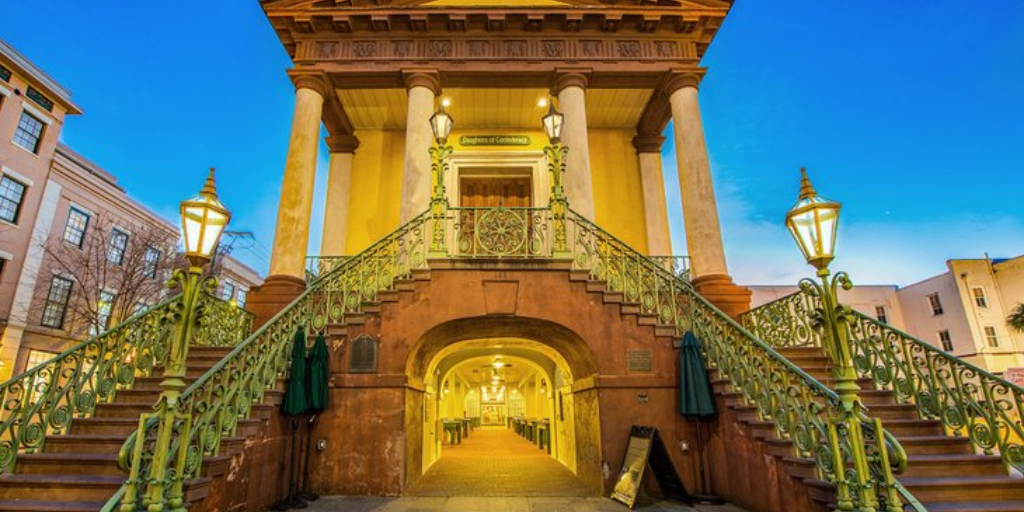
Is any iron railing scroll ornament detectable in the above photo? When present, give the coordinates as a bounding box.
[745,289,1024,475]
[305,256,351,281]
[0,290,249,477]
[429,141,453,257]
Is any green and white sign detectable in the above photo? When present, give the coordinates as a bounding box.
[459,135,531,146]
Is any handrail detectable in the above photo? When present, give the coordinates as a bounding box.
[567,209,911,511]
[111,211,432,511]
[0,291,249,475]
[744,288,1024,475]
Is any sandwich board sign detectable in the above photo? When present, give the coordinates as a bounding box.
[611,426,691,509]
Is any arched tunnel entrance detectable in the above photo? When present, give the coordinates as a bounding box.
[404,318,604,496]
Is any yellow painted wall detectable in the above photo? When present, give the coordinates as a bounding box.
[588,129,649,253]
[345,130,406,254]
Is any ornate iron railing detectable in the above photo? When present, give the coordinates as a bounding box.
[0,292,249,475]
[107,206,915,511]
[110,211,432,511]
[448,206,552,258]
[305,255,351,281]
[743,290,1024,474]
[649,256,691,280]
[567,211,910,511]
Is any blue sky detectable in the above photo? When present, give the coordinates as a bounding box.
[2,1,1022,286]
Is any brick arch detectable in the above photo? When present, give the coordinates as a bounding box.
[406,317,600,383]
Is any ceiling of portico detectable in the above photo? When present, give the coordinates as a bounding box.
[337,87,653,131]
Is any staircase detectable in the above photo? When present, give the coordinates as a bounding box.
[743,292,1024,512]
[0,347,282,511]
[729,346,1024,512]
[5,205,1018,512]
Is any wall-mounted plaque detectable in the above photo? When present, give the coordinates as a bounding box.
[459,135,531,146]
[627,349,652,373]
[348,335,378,373]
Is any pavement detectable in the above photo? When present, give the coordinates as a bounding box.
[295,427,747,512]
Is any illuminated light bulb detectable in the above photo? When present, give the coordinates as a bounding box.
[441,98,451,107]
[538,98,548,107]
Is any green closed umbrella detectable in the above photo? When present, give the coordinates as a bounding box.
[307,333,329,413]
[679,330,721,504]
[299,333,330,502]
[282,327,311,416]
[276,327,310,510]
[679,330,717,419]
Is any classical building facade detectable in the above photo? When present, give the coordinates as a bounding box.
[256,0,748,316]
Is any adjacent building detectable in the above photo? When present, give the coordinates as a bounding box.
[749,255,1024,373]
[0,40,263,379]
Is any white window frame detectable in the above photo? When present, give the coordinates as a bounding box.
[12,109,47,155]
[984,326,999,348]
[875,306,888,324]
[937,330,953,352]
[63,206,91,248]
[927,294,944,316]
[972,287,988,308]
[107,227,130,265]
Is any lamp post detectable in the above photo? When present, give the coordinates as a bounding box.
[785,168,879,512]
[428,101,454,257]
[126,169,230,512]
[542,101,569,256]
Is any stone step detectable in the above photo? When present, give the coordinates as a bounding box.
[902,454,1009,478]
[897,435,974,456]
[864,403,921,420]
[900,476,1024,502]
[0,474,123,502]
[15,453,120,477]
[42,434,127,455]
[69,417,140,436]
[880,418,947,437]
[919,501,1024,512]
[0,499,109,512]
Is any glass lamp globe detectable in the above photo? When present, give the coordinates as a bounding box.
[785,168,841,270]
[180,168,231,267]
[542,102,564,144]
[429,103,454,144]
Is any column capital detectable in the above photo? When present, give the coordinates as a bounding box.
[665,72,705,95]
[632,134,666,154]
[553,70,590,94]
[403,70,441,96]
[325,134,360,153]
[291,74,332,98]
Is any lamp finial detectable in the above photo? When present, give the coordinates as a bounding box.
[201,167,219,198]
[798,167,817,200]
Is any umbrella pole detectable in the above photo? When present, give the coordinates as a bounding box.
[300,414,320,501]
[691,420,724,505]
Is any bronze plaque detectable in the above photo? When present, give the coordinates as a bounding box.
[349,335,378,373]
[627,349,652,373]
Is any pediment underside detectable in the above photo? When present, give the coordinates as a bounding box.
[263,0,732,11]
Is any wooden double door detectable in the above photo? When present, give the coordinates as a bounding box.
[459,176,532,208]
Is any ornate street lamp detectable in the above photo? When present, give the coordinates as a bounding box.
[786,168,841,271]
[542,101,569,256]
[131,169,231,511]
[428,101,454,257]
[786,169,883,511]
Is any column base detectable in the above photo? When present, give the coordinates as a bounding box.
[247,275,307,328]
[691,274,752,320]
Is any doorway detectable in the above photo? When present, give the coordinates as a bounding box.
[408,337,597,497]
[459,176,532,208]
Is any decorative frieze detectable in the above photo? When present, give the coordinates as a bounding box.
[297,38,690,63]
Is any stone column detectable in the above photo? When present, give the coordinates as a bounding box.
[251,76,328,327]
[320,135,359,256]
[668,73,750,317]
[401,71,440,223]
[633,134,672,256]
[554,72,596,220]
